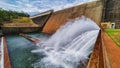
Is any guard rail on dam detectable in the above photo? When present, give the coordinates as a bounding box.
[3,0,111,68]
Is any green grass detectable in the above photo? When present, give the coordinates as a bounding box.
[13,17,34,24]
[3,17,39,27]
[105,29,120,46]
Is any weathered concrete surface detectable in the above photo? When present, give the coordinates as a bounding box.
[104,0,120,28]
[19,33,40,44]
[103,32,120,68]
[31,10,53,28]
[101,22,112,29]
[87,31,111,68]
[3,37,11,68]
[87,31,101,68]
[2,27,40,34]
[42,1,103,34]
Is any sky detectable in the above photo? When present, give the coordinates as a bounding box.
[0,0,96,16]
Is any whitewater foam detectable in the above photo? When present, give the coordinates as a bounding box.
[32,16,100,68]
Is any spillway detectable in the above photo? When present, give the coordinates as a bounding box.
[32,16,100,68]
[2,0,105,68]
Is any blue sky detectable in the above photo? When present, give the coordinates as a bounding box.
[0,0,96,16]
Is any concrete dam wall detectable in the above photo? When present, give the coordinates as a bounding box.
[2,1,103,34]
[42,1,103,34]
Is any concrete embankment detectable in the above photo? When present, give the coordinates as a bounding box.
[19,33,40,44]
[0,37,4,68]
[87,31,111,68]
[3,37,11,68]
[42,1,103,34]
[2,27,41,34]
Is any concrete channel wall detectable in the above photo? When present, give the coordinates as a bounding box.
[3,37,11,68]
[87,31,110,68]
[42,1,103,34]
[0,37,4,68]
[2,27,40,34]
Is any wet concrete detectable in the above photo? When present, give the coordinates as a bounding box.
[19,33,40,44]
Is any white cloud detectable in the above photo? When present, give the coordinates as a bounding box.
[0,0,97,16]
[0,2,20,11]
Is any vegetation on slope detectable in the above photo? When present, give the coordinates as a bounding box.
[3,17,39,27]
[0,8,29,25]
[0,8,39,27]
[105,29,120,46]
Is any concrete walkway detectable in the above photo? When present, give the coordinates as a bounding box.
[103,32,120,68]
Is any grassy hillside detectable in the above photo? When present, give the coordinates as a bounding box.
[0,8,29,25]
[105,29,120,46]
[3,17,39,27]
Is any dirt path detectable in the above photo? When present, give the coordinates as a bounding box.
[103,32,120,68]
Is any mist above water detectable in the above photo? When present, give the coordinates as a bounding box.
[32,16,100,68]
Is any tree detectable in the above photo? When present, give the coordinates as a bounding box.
[0,8,30,24]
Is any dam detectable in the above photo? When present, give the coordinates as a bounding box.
[1,0,110,68]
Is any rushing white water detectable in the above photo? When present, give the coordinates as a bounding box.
[32,16,100,68]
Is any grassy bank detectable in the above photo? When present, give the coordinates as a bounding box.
[2,17,39,27]
[0,8,29,26]
[105,29,120,47]
[2,17,41,34]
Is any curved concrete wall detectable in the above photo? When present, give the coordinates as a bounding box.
[42,1,103,34]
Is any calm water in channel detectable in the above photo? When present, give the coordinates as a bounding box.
[6,33,49,68]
